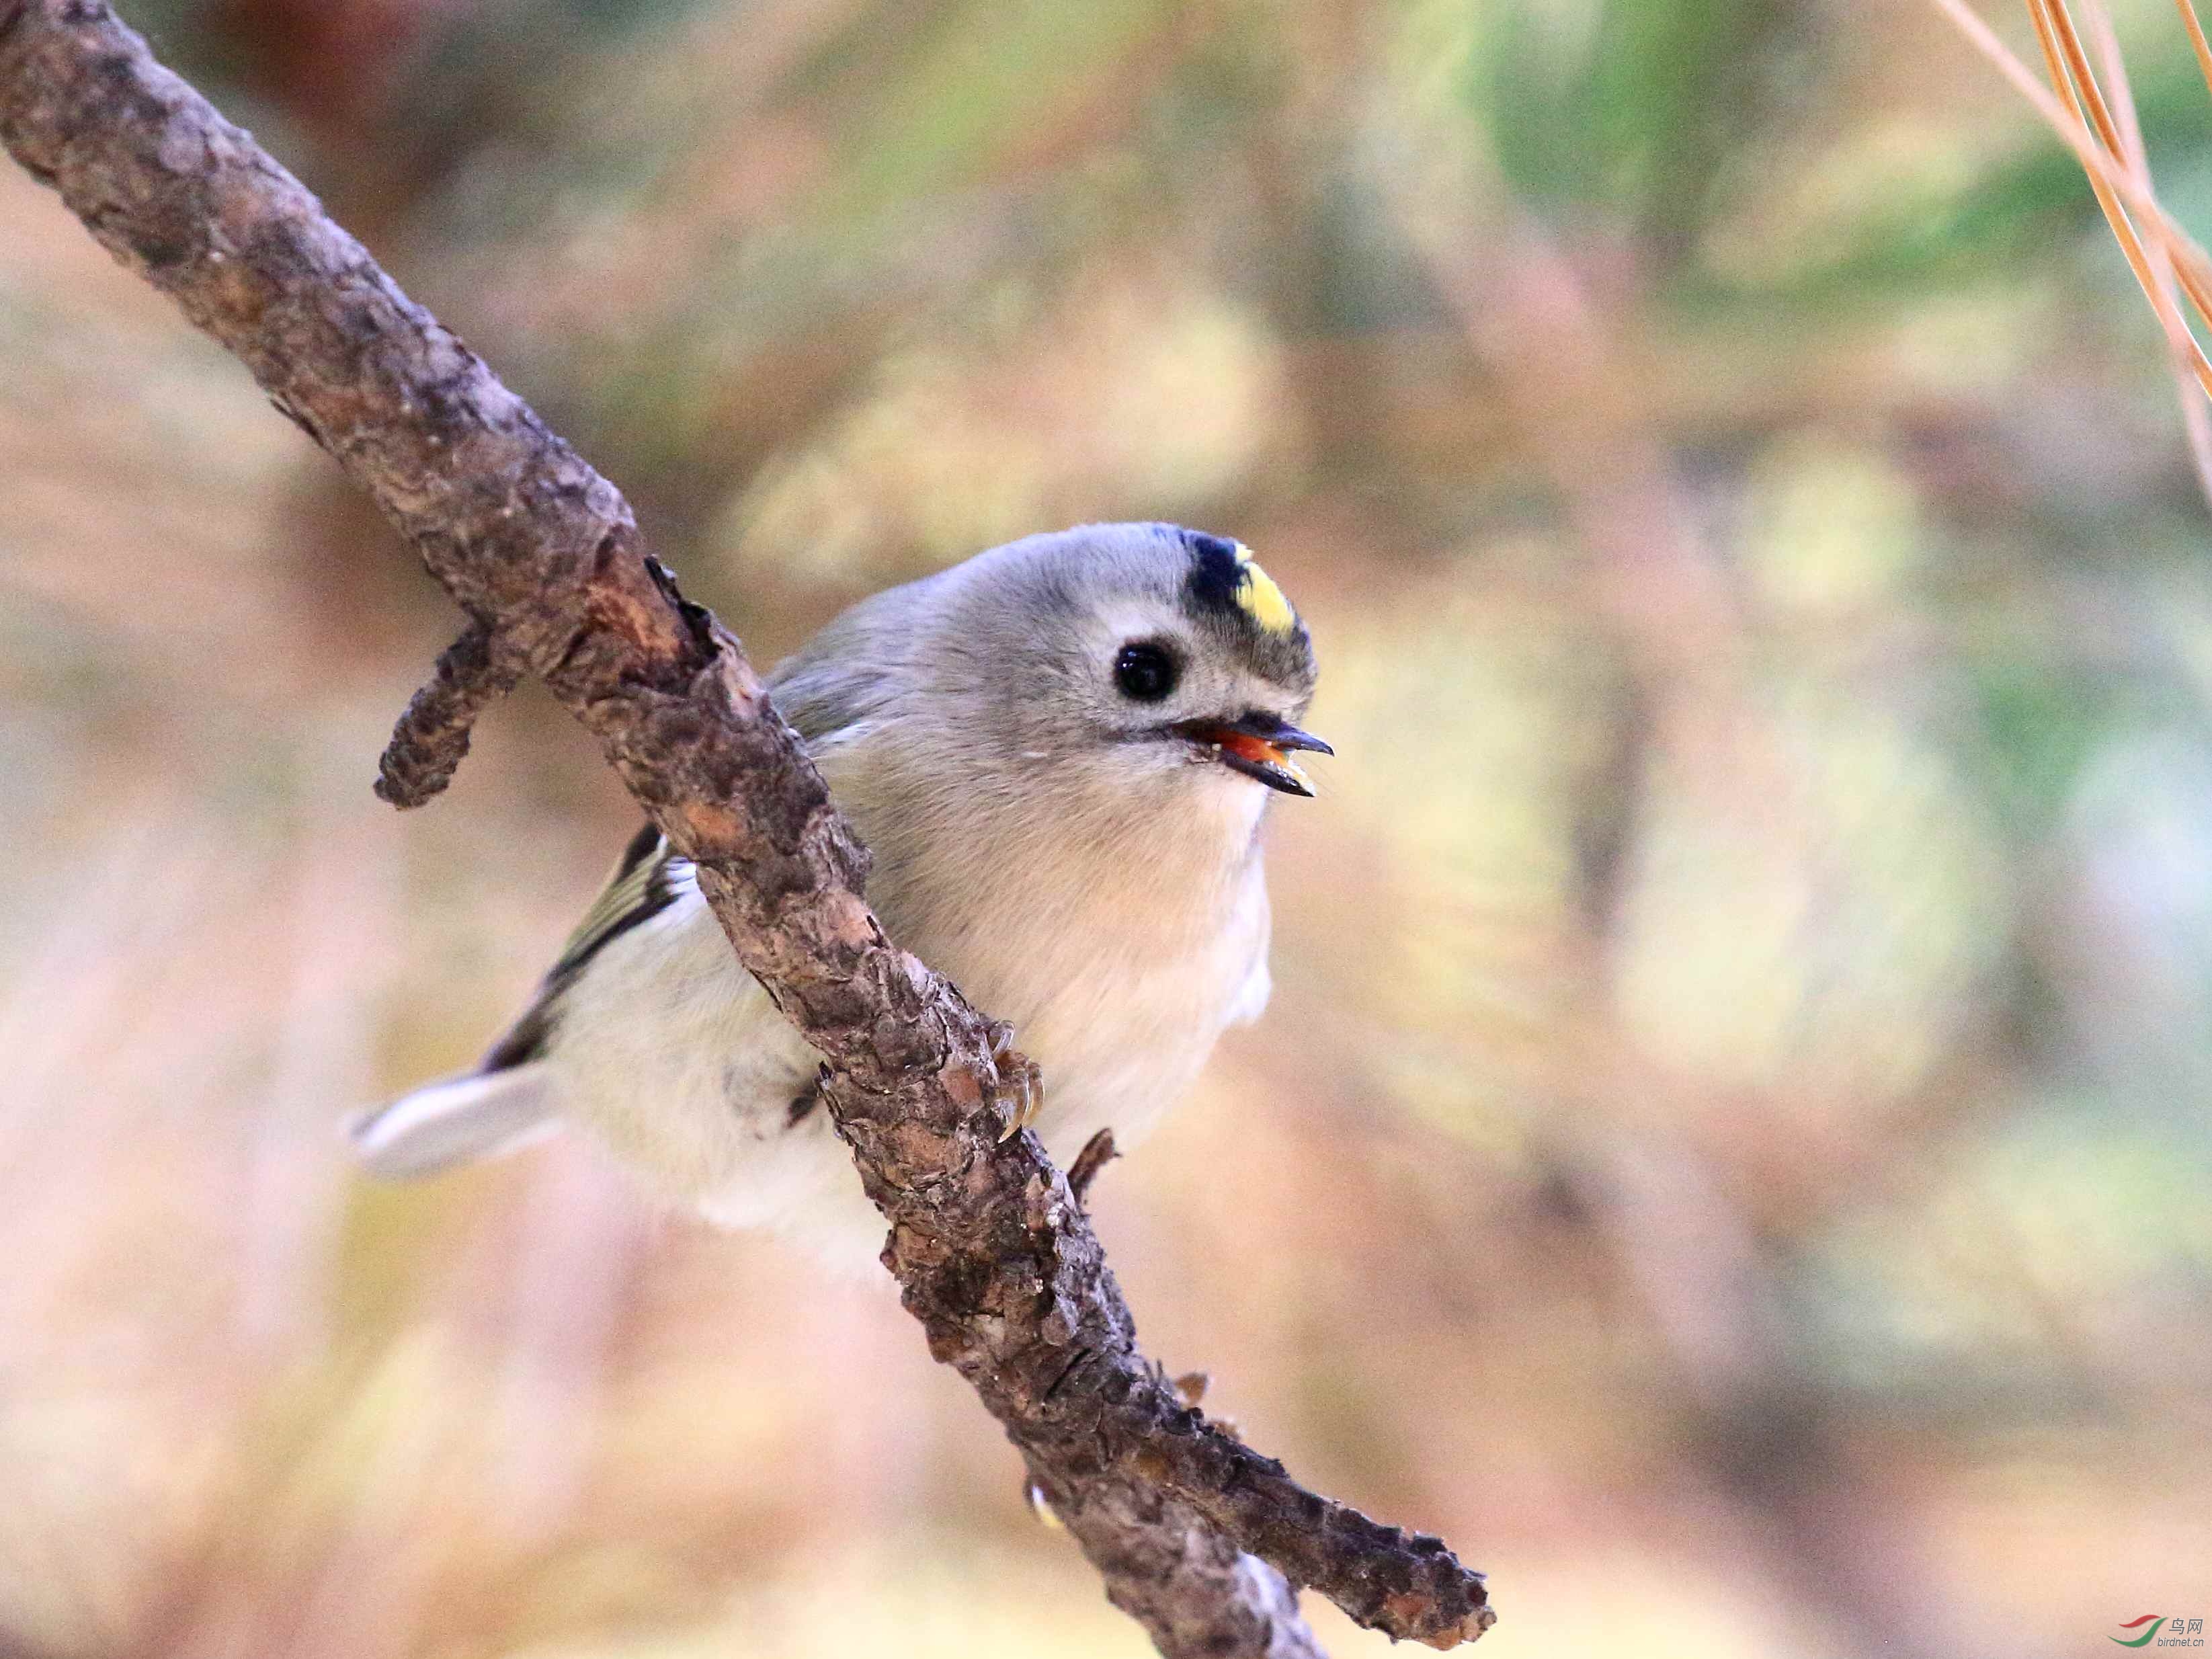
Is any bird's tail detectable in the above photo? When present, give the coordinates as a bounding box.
[346,1064,557,1179]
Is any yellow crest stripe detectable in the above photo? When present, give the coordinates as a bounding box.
[1232,542,1298,635]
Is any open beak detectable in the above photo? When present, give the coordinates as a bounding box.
[1171,713,1334,797]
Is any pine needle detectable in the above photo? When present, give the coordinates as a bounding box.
[1931,0,2212,512]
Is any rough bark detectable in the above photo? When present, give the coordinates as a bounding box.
[0,5,1493,1652]
[374,616,524,807]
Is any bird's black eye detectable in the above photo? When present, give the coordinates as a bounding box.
[1113,641,1180,702]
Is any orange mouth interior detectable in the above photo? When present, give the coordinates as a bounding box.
[1215,729,1288,768]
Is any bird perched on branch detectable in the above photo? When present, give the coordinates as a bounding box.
[350,522,1329,1264]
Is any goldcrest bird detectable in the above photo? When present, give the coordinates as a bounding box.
[350,522,1329,1264]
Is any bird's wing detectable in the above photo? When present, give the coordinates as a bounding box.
[476,670,870,1074]
[344,829,682,1176]
[353,681,875,1181]
[475,819,693,1071]
[462,643,893,1082]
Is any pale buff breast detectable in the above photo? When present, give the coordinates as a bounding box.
[541,746,1278,1269]
[854,748,1278,1160]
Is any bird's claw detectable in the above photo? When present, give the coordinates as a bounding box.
[985,1030,1045,1141]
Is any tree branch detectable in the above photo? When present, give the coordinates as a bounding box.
[374,617,525,807]
[0,5,1493,1652]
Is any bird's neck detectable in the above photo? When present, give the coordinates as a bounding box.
[825,737,1268,958]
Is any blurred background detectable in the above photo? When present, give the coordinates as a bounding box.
[4,0,2211,1654]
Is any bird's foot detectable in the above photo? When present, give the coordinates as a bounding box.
[986,1022,1044,1141]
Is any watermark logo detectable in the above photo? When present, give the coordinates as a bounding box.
[2111,1617,2205,1648]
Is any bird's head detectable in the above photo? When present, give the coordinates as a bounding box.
[926,523,1329,817]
